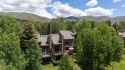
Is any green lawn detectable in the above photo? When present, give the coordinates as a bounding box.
[42,55,125,70]
[43,64,58,70]
[105,55,125,70]
[42,59,76,70]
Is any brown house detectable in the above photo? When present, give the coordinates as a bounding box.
[118,29,125,47]
[37,30,77,63]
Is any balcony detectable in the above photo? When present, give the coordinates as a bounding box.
[43,53,51,58]
[54,51,63,56]
[64,45,72,47]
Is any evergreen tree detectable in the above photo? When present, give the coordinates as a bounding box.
[58,54,72,70]
[65,21,76,30]
[50,21,59,34]
[119,21,125,29]
[0,33,26,70]
[20,22,42,70]
[26,38,42,70]
[106,20,111,26]
[20,22,36,54]
[50,17,66,34]
[0,59,17,70]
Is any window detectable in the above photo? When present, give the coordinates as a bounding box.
[65,47,69,50]
[42,47,47,54]
[65,41,70,45]
[55,46,60,52]
[55,56,62,60]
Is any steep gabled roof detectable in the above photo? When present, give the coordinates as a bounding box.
[118,30,125,37]
[50,34,61,45]
[40,35,49,46]
[59,30,74,39]
[37,33,42,42]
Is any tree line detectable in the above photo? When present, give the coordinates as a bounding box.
[0,16,42,70]
[0,16,124,70]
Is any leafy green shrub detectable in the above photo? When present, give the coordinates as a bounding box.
[73,65,81,70]
[53,61,60,66]
[124,48,125,54]
[58,55,73,70]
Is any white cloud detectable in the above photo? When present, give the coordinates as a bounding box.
[52,1,87,17]
[84,7,116,16]
[113,0,121,3]
[122,5,125,7]
[0,0,116,18]
[0,7,2,11]
[86,0,98,7]
[0,0,53,18]
[51,1,115,17]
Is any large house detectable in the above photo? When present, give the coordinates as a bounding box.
[118,29,125,47]
[37,30,77,63]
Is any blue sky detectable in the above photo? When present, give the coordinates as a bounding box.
[50,0,125,17]
[0,0,125,18]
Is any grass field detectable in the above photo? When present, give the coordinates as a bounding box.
[43,55,125,70]
[43,64,58,70]
[105,55,125,70]
[42,59,75,70]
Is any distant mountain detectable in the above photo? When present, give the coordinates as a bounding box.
[0,12,51,22]
[0,12,124,22]
[112,16,125,22]
[64,16,80,21]
[64,16,125,22]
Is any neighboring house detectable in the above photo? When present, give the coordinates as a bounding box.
[37,30,77,63]
[51,34,63,61]
[37,35,52,63]
[118,29,125,47]
[118,30,125,37]
[59,30,75,54]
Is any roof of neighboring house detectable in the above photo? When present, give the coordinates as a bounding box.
[71,29,77,35]
[50,34,61,45]
[40,35,49,46]
[37,33,42,42]
[59,30,74,39]
[118,30,125,37]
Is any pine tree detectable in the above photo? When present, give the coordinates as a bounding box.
[58,54,72,70]
[26,38,42,70]
[20,22,42,70]
[20,22,36,54]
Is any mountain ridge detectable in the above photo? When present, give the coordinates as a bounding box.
[64,16,125,22]
[0,12,51,22]
[0,12,125,22]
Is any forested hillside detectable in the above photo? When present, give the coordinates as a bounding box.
[0,12,51,22]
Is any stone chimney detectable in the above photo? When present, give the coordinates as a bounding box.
[48,35,52,52]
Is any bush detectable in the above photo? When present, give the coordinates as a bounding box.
[124,48,125,54]
[73,65,81,70]
[53,61,60,66]
[58,54,73,70]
